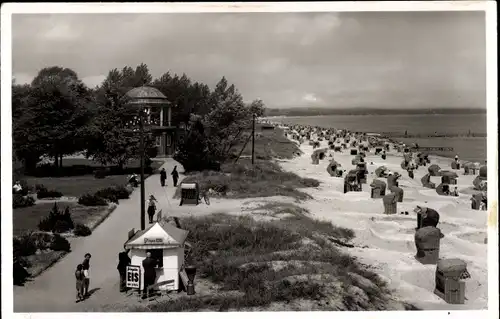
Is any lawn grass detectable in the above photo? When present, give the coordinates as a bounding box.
[23,250,67,278]
[175,159,319,201]
[173,126,316,200]
[136,209,395,312]
[23,175,129,198]
[229,124,303,160]
[13,202,112,236]
[15,156,165,169]
[15,159,163,197]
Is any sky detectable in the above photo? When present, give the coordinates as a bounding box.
[11,11,487,109]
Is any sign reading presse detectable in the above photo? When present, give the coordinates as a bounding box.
[126,265,141,289]
[144,237,164,244]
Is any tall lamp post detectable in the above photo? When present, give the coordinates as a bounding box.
[125,86,170,230]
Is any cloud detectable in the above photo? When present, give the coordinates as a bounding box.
[11,11,486,108]
[302,93,320,104]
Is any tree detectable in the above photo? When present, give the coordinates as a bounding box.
[12,67,94,171]
[173,77,264,171]
[203,77,255,163]
[12,84,45,172]
[173,114,214,172]
[85,65,157,168]
[248,99,265,118]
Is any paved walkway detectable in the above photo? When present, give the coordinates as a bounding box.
[13,159,186,312]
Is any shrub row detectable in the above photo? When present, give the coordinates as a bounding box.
[78,194,108,206]
[29,163,155,178]
[13,232,71,257]
[78,185,131,206]
[38,203,75,233]
[13,194,36,209]
[37,202,92,236]
[36,184,63,199]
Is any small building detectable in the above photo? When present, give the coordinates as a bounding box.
[126,86,179,157]
[124,221,189,292]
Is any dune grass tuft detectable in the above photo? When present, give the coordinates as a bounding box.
[140,211,393,312]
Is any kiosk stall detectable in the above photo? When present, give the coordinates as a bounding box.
[124,221,189,292]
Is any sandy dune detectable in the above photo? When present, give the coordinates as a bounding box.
[277,130,488,310]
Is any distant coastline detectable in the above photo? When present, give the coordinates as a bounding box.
[264,107,487,117]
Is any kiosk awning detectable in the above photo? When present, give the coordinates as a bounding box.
[124,221,189,250]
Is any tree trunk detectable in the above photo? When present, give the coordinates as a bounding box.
[59,155,63,168]
[23,157,38,174]
[118,161,124,173]
[54,154,59,168]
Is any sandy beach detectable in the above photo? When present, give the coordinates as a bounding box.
[275,127,488,310]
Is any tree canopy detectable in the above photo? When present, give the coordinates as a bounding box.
[12,63,266,173]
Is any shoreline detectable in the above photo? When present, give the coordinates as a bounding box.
[262,118,486,164]
[274,126,487,310]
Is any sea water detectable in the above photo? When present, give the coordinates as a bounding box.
[269,113,487,163]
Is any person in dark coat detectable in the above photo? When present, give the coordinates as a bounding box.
[142,252,158,299]
[171,166,179,187]
[81,253,92,297]
[117,249,131,292]
[160,168,167,187]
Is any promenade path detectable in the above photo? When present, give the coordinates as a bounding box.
[14,158,186,312]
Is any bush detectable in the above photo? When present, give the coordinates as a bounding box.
[50,234,71,252]
[74,223,92,237]
[30,232,55,250]
[37,187,63,199]
[53,220,73,234]
[37,202,74,233]
[35,183,47,192]
[13,194,36,209]
[14,258,31,285]
[125,184,134,194]
[95,186,130,203]
[13,234,37,257]
[78,193,108,206]
[94,168,107,179]
[31,163,95,177]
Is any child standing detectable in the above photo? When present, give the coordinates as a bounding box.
[75,264,85,302]
[147,195,157,223]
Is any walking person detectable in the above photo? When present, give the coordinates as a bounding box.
[142,251,158,299]
[160,168,167,187]
[147,195,157,224]
[117,249,131,292]
[75,264,85,302]
[81,253,91,298]
[171,166,179,187]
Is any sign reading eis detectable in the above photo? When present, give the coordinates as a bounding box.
[126,265,141,289]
